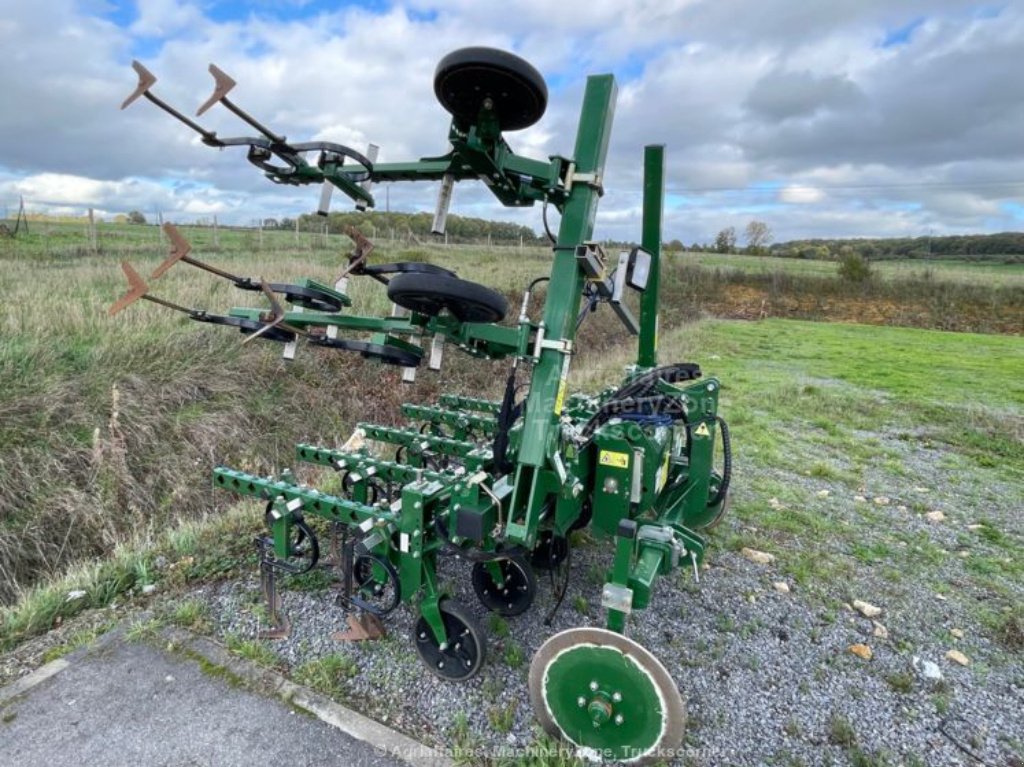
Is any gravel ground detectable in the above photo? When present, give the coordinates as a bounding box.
[186,423,1024,767]
[3,424,1019,767]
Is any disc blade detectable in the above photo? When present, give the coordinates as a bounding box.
[528,627,685,765]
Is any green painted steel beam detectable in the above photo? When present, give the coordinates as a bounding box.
[438,395,502,414]
[354,425,493,470]
[638,145,664,369]
[400,404,498,436]
[506,73,617,546]
[294,443,454,485]
[212,466,394,526]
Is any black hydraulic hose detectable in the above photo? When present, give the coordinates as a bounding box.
[707,416,731,507]
[492,366,518,474]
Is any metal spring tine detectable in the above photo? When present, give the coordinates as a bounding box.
[121,61,223,147]
[199,64,286,144]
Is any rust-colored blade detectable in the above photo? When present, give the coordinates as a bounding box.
[240,279,286,346]
[108,261,149,315]
[258,614,292,640]
[150,223,193,279]
[197,63,237,116]
[345,225,375,260]
[332,613,385,642]
[121,60,157,110]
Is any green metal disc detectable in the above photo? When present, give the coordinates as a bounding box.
[528,628,686,765]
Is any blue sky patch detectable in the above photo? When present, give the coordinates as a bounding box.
[205,0,391,24]
[881,16,925,48]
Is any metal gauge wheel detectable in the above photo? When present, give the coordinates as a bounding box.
[352,552,401,616]
[387,273,508,324]
[412,599,487,681]
[529,628,686,765]
[263,503,320,574]
[434,47,548,131]
[471,556,536,616]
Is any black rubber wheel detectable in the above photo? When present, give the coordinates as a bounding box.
[190,312,295,343]
[312,337,423,367]
[412,599,487,681]
[353,552,401,616]
[568,499,593,533]
[471,557,536,616]
[387,273,508,323]
[434,47,547,132]
[263,504,319,574]
[530,531,569,571]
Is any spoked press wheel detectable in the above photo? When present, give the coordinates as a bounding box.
[471,556,536,616]
[387,273,508,323]
[529,628,686,765]
[413,599,486,681]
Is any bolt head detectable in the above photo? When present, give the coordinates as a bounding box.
[589,680,599,691]
[612,692,622,702]
[615,714,624,725]
[577,697,586,707]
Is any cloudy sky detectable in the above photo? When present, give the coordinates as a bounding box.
[1,0,1022,243]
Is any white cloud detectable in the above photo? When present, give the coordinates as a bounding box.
[779,186,825,204]
[1,0,1022,242]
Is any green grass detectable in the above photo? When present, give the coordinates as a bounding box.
[293,654,358,698]
[679,250,1024,287]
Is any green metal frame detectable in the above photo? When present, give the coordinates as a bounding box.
[199,72,727,662]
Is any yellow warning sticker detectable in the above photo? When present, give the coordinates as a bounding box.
[656,452,670,492]
[554,380,568,415]
[599,450,630,469]
[694,422,711,438]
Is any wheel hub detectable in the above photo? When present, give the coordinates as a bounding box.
[529,628,685,765]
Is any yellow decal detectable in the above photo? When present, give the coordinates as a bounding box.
[553,355,571,415]
[599,450,630,469]
[694,422,711,438]
[554,380,568,415]
[656,452,670,492]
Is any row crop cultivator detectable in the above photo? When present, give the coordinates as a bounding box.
[112,47,731,763]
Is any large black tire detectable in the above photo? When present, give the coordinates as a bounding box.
[434,47,547,132]
[387,273,508,323]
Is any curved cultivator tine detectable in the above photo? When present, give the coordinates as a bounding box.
[109,262,149,315]
[197,64,237,117]
[150,223,193,279]
[121,60,157,110]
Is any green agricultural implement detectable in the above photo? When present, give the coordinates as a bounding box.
[113,47,731,764]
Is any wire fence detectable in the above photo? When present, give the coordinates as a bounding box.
[0,204,555,258]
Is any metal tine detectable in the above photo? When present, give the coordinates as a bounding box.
[354,143,380,212]
[108,262,196,316]
[121,61,223,147]
[199,64,286,144]
[152,223,247,283]
[240,279,309,346]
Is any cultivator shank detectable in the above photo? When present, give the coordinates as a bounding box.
[113,46,731,764]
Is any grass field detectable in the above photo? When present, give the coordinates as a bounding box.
[0,224,1021,602]
[0,218,1021,764]
[682,250,1024,287]
[1,310,1020,765]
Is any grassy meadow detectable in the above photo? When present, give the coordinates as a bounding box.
[0,220,1021,656]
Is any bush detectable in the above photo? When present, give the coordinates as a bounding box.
[838,251,873,282]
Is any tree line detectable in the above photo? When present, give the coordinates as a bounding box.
[279,211,546,245]
[681,223,1024,262]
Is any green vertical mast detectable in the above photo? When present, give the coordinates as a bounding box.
[637,144,664,369]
